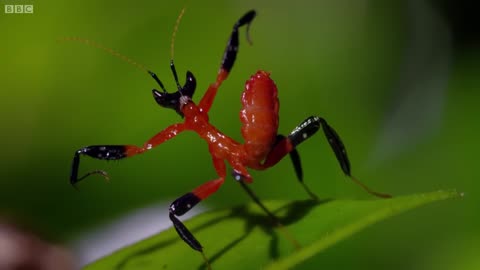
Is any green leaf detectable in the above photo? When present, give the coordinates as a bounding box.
[84,190,461,270]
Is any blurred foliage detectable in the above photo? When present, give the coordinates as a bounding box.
[0,0,478,269]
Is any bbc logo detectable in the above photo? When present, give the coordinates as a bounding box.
[5,5,34,14]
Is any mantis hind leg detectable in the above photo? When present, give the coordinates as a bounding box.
[261,116,392,199]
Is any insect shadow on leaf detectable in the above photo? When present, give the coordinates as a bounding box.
[115,198,328,270]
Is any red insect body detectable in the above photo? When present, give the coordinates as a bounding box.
[179,70,279,186]
[241,71,279,166]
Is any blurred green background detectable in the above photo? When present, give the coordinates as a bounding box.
[1,0,478,269]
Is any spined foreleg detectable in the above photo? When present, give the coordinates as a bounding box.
[70,123,185,186]
[199,10,256,112]
[168,157,227,268]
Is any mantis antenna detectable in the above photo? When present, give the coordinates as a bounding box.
[60,6,189,93]
[169,6,186,91]
[58,36,151,73]
[171,6,186,61]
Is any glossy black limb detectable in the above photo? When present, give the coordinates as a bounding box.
[289,116,392,198]
[288,147,302,181]
[270,135,318,200]
[70,145,127,186]
[288,116,351,176]
[170,60,182,91]
[272,135,303,181]
[317,118,351,175]
[148,70,168,92]
[221,10,256,72]
[289,146,319,200]
[169,192,203,251]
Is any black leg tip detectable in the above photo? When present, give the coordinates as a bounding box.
[243,10,256,21]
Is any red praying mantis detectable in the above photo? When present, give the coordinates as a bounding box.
[68,9,391,267]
